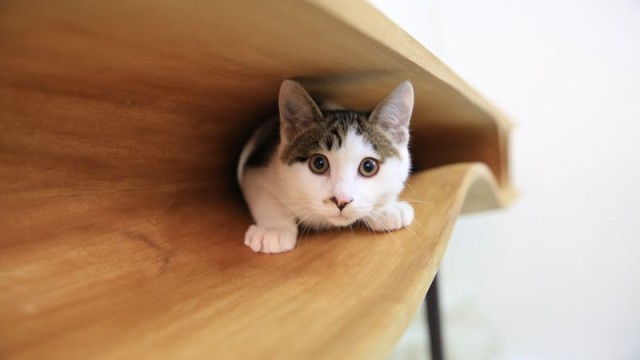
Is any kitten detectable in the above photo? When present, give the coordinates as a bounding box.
[237,80,414,253]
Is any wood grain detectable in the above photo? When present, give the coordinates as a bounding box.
[0,164,506,360]
[0,0,514,359]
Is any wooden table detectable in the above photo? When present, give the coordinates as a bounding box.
[0,1,514,359]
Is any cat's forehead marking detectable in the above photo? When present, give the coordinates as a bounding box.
[281,110,400,164]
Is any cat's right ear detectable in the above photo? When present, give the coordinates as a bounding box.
[278,80,322,142]
[369,81,414,144]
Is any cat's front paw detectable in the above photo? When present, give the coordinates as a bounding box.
[366,201,414,232]
[244,225,297,254]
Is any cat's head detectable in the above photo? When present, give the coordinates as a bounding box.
[277,80,413,228]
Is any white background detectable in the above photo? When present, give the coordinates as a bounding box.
[368,1,640,359]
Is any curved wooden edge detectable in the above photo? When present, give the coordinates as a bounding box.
[207,163,510,360]
[459,163,517,214]
[298,0,514,188]
[0,163,506,360]
[0,1,514,358]
[353,163,510,358]
[0,0,513,193]
[310,0,514,132]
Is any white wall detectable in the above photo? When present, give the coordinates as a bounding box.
[369,1,640,359]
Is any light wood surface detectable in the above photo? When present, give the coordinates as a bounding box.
[0,0,514,359]
[0,164,505,360]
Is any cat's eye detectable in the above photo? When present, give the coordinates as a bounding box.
[308,154,329,175]
[358,157,379,177]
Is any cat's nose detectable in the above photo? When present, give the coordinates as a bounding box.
[330,196,353,211]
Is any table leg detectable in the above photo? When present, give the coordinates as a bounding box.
[426,273,444,360]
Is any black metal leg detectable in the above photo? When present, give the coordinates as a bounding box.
[426,273,444,360]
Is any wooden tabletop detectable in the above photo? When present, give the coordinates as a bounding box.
[0,164,506,360]
[0,1,513,359]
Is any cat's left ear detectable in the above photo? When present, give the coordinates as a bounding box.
[369,81,414,144]
[278,80,323,142]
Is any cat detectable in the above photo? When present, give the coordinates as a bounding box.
[237,80,414,253]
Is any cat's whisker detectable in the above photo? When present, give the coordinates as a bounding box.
[366,214,402,248]
[361,217,378,240]
[373,209,422,244]
[299,222,312,244]
[295,209,318,228]
[399,198,434,206]
[404,182,419,197]
[370,209,423,245]
[296,210,318,245]
[409,216,431,238]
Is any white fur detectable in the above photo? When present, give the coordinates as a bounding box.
[239,81,414,254]
[239,127,412,254]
